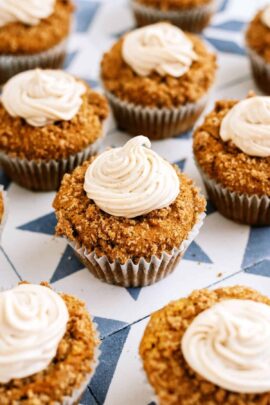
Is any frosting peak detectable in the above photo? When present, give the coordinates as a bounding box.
[0,0,55,27]
[220,96,270,157]
[0,284,69,383]
[2,69,86,127]
[84,136,180,218]
[261,6,270,29]
[182,299,270,394]
[122,22,197,77]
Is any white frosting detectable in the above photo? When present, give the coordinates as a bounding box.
[122,22,197,77]
[182,299,270,394]
[0,0,55,27]
[261,6,270,29]
[2,69,86,127]
[0,284,69,383]
[220,96,270,157]
[84,136,180,218]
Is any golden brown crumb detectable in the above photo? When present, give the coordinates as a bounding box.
[246,9,270,63]
[0,193,4,224]
[0,0,74,55]
[140,286,270,405]
[101,34,217,108]
[193,98,270,196]
[53,160,206,264]
[0,283,98,405]
[136,0,212,11]
[0,84,109,161]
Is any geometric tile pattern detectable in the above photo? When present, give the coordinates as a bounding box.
[1,0,270,404]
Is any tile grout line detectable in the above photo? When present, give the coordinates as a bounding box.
[0,246,22,281]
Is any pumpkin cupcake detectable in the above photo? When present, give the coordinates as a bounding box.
[193,95,270,225]
[0,282,99,404]
[0,0,74,85]
[131,0,217,33]
[53,135,206,287]
[101,22,217,140]
[140,285,270,405]
[0,68,109,191]
[0,185,7,242]
[246,6,270,94]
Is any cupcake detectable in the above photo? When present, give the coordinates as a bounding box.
[101,22,217,140]
[193,95,270,225]
[0,282,99,404]
[131,0,217,33]
[0,68,109,191]
[246,6,270,94]
[53,136,206,287]
[0,0,74,85]
[0,185,7,242]
[140,285,270,405]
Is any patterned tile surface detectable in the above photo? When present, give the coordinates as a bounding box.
[1,0,270,403]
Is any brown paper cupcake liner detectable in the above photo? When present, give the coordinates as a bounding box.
[106,90,208,140]
[199,168,270,226]
[67,213,205,288]
[0,137,103,192]
[0,39,67,86]
[0,186,8,243]
[130,0,216,32]
[247,46,270,94]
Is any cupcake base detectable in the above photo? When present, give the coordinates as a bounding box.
[0,185,8,243]
[68,213,205,288]
[0,137,103,191]
[0,39,67,86]
[200,169,270,226]
[106,91,208,140]
[131,0,216,32]
[247,47,270,94]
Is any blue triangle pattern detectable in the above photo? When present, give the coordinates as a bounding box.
[126,287,142,301]
[94,316,128,340]
[64,51,78,69]
[204,37,245,56]
[75,1,100,33]
[242,227,270,269]
[245,260,270,278]
[17,212,57,235]
[212,20,245,32]
[80,388,98,405]
[175,159,186,172]
[184,241,213,264]
[51,245,85,283]
[84,78,100,89]
[218,0,230,12]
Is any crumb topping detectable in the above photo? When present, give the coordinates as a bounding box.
[0,0,74,55]
[0,84,109,161]
[193,98,270,196]
[246,10,270,63]
[135,0,212,11]
[53,159,206,264]
[101,34,217,108]
[140,286,270,405]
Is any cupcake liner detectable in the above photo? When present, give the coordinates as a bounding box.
[198,167,270,226]
[67,212,205,288]
[0,186,8,243]
[106,90,208,140]
[0,39,67,86]
[130,0,216,32]
[247,46,270,94]
[0,137,103,192]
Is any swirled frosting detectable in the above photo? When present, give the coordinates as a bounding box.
[122,22,197,77]
[1,69,86,127]
[0,284,69,383]
[182,299,270,394]
[220,96,270,157]
[0,0,55,27]
[84,136,180,218]
[261,6,270,29]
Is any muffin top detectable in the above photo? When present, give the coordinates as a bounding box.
[0,0,74,55]
[0,282,98,405]
[135,0,212,11]
[140,285,270,405]
[53,136,205,263]
[0,69,109,161]
[193,96,270,196]
[101,23,217,108]
[246,6,270,62]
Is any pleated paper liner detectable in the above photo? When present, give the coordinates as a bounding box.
[0,136,103,192]
[67,212,205,288]
[247,46,270,94]
[0,39,68,86]
[130,0,216,32]
[199,168,270,226]
[106,90,208,140]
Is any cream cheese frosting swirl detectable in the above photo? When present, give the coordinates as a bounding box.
[182,299,270,394]
[220,96,270,157]
[84,136,180,218]
[2,69,86,127]
[261,6,270,29]
[122,22,197,77]
[0,0,55,27]
[0,284,69,383]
